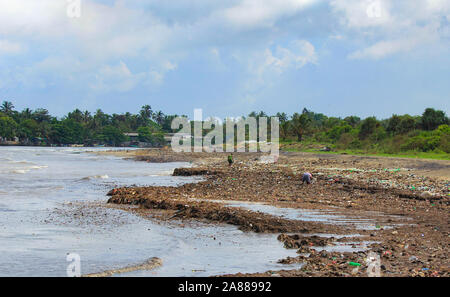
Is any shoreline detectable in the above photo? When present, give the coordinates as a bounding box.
[101,148,449,277]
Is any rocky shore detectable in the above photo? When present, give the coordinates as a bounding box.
[103,149,449,277]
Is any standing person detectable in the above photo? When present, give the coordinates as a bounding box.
[228,153,233,166]
[302,172,313,184]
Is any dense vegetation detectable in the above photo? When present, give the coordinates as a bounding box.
[273,108,449,156]
[1,100,449,157]
[0,101,176,146]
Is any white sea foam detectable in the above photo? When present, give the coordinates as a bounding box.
[8,160,35,165]
[11,169,30,174]
[29,165,49,170]
[81,174,110,180]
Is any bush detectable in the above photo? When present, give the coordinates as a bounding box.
[369,126,387,142]
[436,125,450,153]
[359,117,378,140]
[402,133,440,152]
[327,124,352,142]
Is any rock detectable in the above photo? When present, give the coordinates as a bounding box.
[409,256,418,262]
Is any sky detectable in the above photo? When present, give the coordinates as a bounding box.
[0,0,449,120]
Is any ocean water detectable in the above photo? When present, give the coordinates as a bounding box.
[0,147,298,276]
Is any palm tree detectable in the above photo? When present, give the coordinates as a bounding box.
[82,110,92,124]
[93,109,110,128]
[33,108,51,123]
[280,121,290,139]
[276,112,288,123]
[21,108,33,119]
[153,111,164,126]
[1,101,15,115]
[140,105,153,126]
[291,112,311,141]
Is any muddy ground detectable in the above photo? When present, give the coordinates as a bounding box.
[101,149,449,277]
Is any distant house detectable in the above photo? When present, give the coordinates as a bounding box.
[124,132,139,142]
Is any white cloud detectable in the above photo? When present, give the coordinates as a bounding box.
[241,40,317,103]
[255,40,317,76]
[349,39,414,60]
[90,60,177,92]
[0,0,449,99]
[348,25,437,59]
[330,0,393,28]
[332,0,450,59]
[91,61,147,92]
[164,61,178,71]
[0,40,23,54]
[222,0,320,28]
[0,0,68,37]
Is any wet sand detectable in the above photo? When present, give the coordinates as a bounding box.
[101,149,449,277]
[83,257,163,277]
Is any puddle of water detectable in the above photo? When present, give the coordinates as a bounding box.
[305,233,362,238]
[193,199,406,230]
[312,241,380,253]
[115,223,301,277]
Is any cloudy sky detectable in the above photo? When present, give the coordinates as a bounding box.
[0,0,449,119]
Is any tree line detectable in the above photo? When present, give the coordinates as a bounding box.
[1,100,449,154]
[0,101,178,146]
[272,107,449,154]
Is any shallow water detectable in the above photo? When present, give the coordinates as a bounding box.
[194,199,407,230]
[0,147,298,276]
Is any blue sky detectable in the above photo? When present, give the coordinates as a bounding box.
[0,0,449,120]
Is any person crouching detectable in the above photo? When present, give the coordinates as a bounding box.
[302,172,313,184]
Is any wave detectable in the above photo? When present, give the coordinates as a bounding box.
[6,165,48,174]
[8,160,35,165]
[28,165,49,170]
[81,174,110,180]
[11,169,30,174]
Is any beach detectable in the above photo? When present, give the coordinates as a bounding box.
[103,148,449,277]
[1,146,448,277]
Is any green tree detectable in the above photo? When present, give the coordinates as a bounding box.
[398,115,417,134]
[18,119,39,140]
[280,121,290,139]
[359,117,378,140]
[1,101,15,115]
[276,112,288,123]
[101,126,125,146]
[290,113,311,141]
[386,114,401,134]
[50,119,84,144]
[327,124,352,141]
[0,116,18,139]
[21,108,33,120]
[33,108,52,123]
[93,109,110,129]
[137,126,153,142]
[139,105,153,126]
[67,109,84,123]
[152,110,165,127]
[344,116,361,128]
[421,108,448,131]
